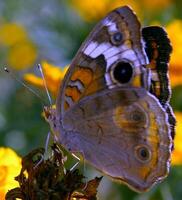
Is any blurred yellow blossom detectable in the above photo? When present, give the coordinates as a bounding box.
[0,147,21,199]
[166,20,182,87]
[0,23,27,46]
[70,0,139,22]
[24,61,68,96]
[0,22,37,70]
[141,0,172,11]
[172,112,182,165]
[7,40,37,70]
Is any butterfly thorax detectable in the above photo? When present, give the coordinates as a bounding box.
[44,106,61,142]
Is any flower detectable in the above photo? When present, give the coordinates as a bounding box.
[7,40,37,70]
[24,61,68,97]
[5,146,102,199]
[172,112,182,165]
[0,147,21,200]
[141,0,172,11]
[0,23,27,47]
[70,0,139,22]
[0,22,38,70]
[166,20,182,87]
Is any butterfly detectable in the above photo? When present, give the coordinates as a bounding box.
[44,5,176,192]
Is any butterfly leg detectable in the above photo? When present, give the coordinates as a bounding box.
[44,131,51,158]
[70,151,88,190]
[70,152,82,171]
[34,131,51,168]
[69,150,86,173]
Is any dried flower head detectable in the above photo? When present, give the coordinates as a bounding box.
[5,144,102,200]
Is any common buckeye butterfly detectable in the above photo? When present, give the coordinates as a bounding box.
[45,6,176,192]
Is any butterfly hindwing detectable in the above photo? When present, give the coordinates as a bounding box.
[61,87,171,192]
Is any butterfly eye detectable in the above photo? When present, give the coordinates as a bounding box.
[111,32,123,45]
[135,146,151,163]
[112,62,133,84]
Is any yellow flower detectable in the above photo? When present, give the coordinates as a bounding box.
[71,0,107,21]
[0,147,21,199]
[70,0,139,22]
[24,61,68,97]
[166,20,182,87]
[141,0,171,11]
[172,112,182,165]
[0,22,37,70]
[0,23,27,46]
[7,40,37,70]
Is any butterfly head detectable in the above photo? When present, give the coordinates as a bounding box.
[43,105,60,142]
[44,106,54,122]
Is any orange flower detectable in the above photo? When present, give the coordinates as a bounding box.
[166,20,182,87]
[0,147,21,199]
[70,0,139,22]
[172,112,182,165]
[141,0,172,11]
[24,61,68,97]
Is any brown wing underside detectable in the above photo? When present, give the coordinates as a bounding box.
[55,7,173,193]
[58,6,148,116]
[62,88,171,192]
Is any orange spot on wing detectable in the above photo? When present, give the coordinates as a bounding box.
[71,67,93,86]
[151,41,159,59]
[155,82,161,96]
[64,101,69,110]
[65,86,81,102]
[132,75,141,87]
[147,61,157,70]
[146,41,159,70]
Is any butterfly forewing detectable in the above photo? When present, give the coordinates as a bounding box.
[57,6,149,117]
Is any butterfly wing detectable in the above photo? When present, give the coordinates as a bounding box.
[57,6,149,116]
[142,26,172,105]
[142,26,176,141]
[55,6,172,192]
[62,87,171,192]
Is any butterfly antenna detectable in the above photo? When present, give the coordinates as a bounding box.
[4,67,46,105]
[37,64,52,106]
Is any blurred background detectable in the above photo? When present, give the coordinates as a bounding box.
[0,0,182,199]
